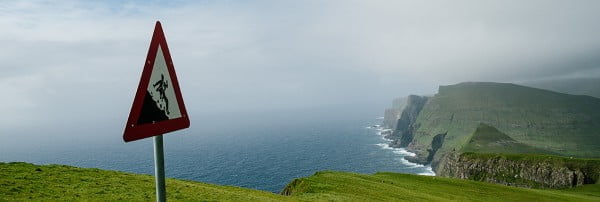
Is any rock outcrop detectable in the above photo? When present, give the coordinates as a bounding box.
[437,152,600,188]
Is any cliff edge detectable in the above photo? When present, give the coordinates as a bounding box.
[437,152,600,188]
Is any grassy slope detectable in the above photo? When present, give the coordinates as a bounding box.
[2,162,599,201]
[409,82,600,165]
[0,162,290,201]
[462,123,555,154]
[284,171,600,201]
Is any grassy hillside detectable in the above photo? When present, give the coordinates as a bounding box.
[283,171,600,201]
[2,162,600,201]
[0,162,290,201]
[406,82,600,168]
[462,123,555,154]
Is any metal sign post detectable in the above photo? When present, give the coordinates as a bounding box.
[123,21,190,202]
[154,135,166,202]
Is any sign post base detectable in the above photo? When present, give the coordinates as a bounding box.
[154,135,166,202]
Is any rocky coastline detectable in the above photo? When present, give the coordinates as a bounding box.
[437,152,600,188]
[381,82,600,188]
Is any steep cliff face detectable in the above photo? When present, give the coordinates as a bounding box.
[383,109,401,129]
[398,82,600,172]
[386,95,428,148]
[437,152,600,188]
[383,82,600,189]
[382,97,407,129]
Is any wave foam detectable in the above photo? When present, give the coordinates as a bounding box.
[375,143,392,150]
[371,129,436,176]
[374,144,417,157]
[418,166,436,176]
[399,157,423,168]
[392,148,416,157]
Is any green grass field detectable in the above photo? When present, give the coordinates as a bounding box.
[1,162,599,201]
[284,171,600,201]
[0,162,290,201]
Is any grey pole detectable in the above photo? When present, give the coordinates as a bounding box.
[154,135,166,202]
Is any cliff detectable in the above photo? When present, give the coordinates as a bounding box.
[382,97,408,129]
[388,82,600,172]
[383,109,401,129]
[385,95,429,148]
[437,152,600,188]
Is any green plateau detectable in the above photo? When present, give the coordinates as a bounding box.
[461,123,557,154]
[2,162,599,201]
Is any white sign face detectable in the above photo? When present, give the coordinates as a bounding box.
[147,45,182,120]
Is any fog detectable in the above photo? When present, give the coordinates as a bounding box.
[2,0,600,146]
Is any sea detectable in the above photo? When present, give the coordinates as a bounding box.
[1,113,434,193]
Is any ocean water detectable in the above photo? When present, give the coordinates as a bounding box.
[1,116,433,193]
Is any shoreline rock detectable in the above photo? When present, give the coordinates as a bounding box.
[437,152,600,188]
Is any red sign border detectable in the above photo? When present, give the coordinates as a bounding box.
[123,21,190,142]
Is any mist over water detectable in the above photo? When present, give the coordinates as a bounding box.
[1,108,432,193]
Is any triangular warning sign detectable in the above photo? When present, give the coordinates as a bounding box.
[123,21,190,142]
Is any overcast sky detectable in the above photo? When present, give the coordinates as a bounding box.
[2,0,600,143]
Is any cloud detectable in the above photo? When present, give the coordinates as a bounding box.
[1,0,600,138]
